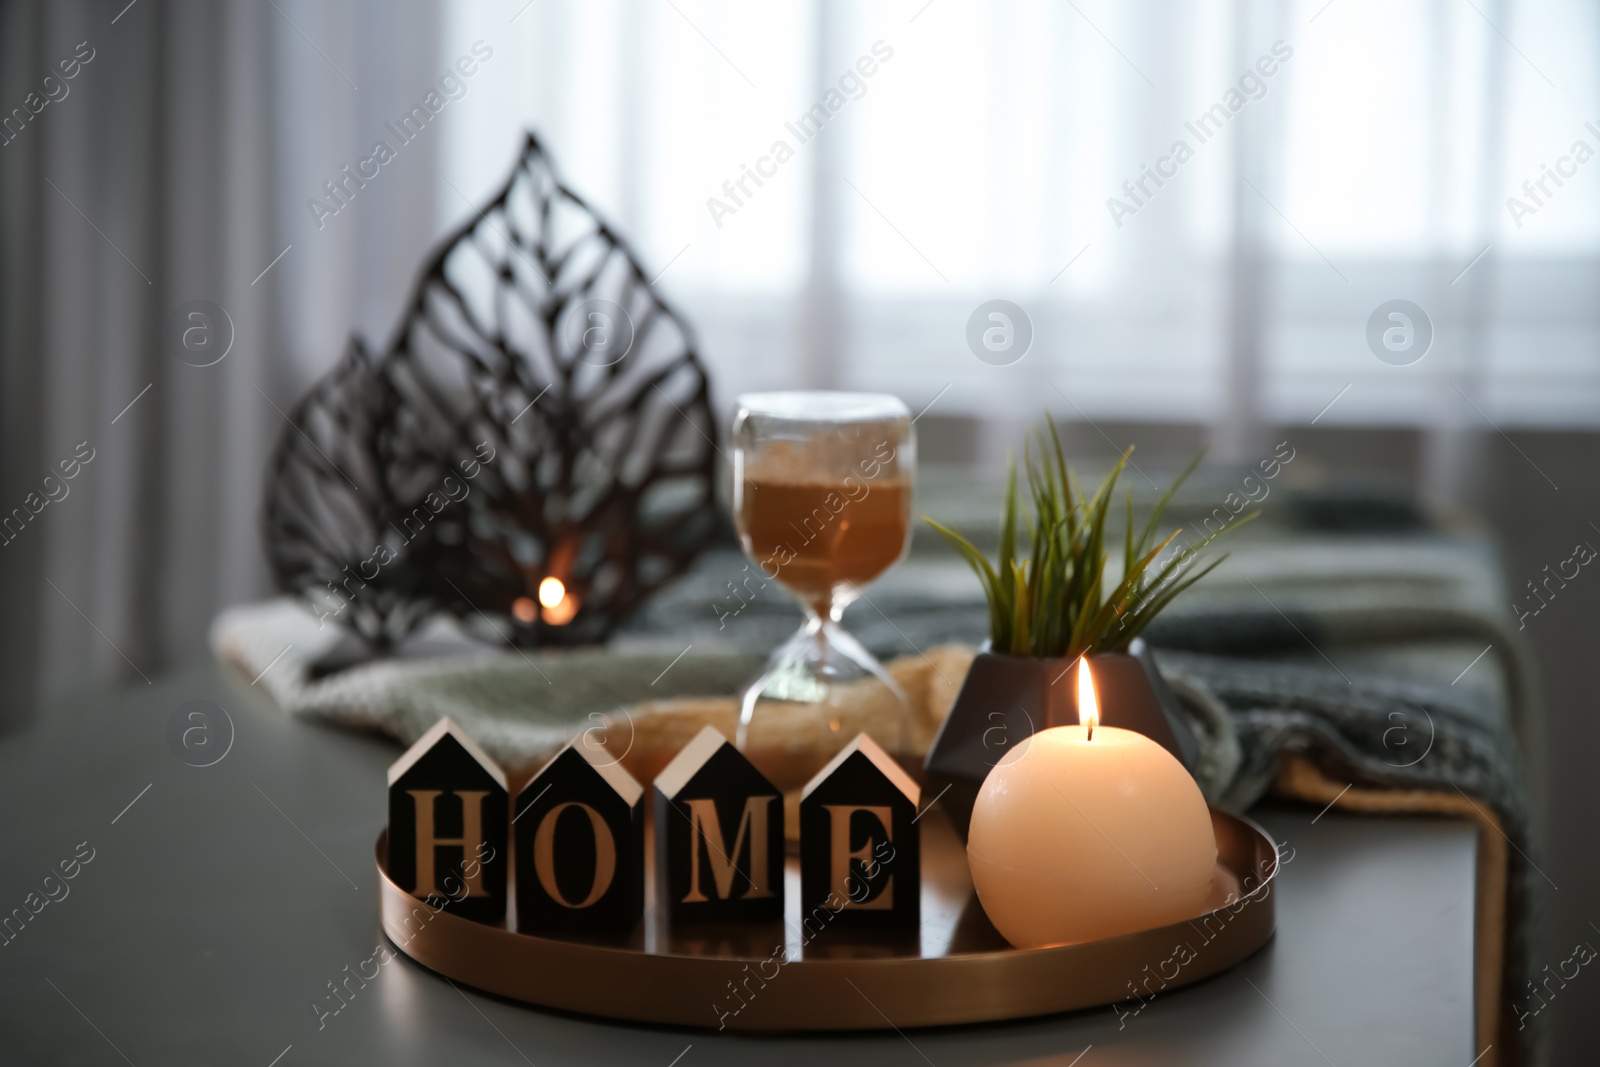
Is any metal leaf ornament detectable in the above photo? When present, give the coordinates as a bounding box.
[263,133,720,659]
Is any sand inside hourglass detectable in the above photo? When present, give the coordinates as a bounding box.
[735,436,911,612]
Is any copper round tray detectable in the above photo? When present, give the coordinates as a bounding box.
[376,807,1278,1031]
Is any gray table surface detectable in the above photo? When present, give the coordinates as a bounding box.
[0,664,1477,1066]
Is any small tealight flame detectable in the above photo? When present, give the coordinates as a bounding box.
[537,576,578,626]
[1077,657,1098,741]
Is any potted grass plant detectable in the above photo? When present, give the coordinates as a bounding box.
[923,417,1248,838]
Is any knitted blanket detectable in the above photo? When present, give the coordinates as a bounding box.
[213,487,1539,1066]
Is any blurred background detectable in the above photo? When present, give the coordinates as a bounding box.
[1,0,1596,1057]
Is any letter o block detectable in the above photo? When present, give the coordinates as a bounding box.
[514,741,644,936]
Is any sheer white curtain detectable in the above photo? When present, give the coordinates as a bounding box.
[0,0,448,716]
[5,0,1595,716]
[441,0,1600,480]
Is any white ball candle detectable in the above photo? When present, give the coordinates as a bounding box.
[966,659,1217,948]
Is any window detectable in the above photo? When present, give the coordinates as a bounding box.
[441,0,1600,429]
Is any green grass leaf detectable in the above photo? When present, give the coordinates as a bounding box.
[927,416,1247,659]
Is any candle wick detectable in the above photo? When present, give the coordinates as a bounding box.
[1087,720,1094,742]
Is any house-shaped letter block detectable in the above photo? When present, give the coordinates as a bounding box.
[800,734,920,929]
[514,740,644,937]
[386,717,509,925]
[653,725,783,924]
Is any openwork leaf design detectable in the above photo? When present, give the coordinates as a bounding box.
[264,133,719,654]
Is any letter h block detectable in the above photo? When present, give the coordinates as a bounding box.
[514,739,644,937]
[800,734,920,929]
[386,717,508,924]
[654,726,783,924]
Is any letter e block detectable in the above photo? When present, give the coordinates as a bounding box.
[800,734,919,929]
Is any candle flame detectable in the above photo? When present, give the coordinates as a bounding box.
[1077,657,1098,740]
[537,576,578,625]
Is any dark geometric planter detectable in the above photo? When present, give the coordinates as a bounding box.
[924,638,1198,840]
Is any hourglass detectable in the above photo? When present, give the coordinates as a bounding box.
[730,392,916,794]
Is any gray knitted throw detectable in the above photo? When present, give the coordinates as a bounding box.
[214,487,1540,1063]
